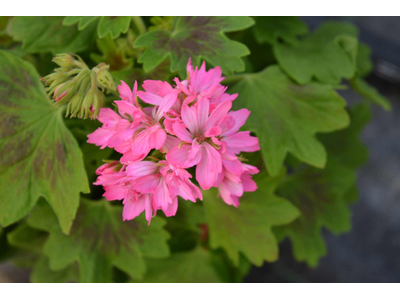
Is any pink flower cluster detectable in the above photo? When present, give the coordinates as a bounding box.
[88,59,260,224]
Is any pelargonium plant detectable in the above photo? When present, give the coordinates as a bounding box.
[0,16,391,283]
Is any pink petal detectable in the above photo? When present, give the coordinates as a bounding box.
[204,100,232,131]
[137,90,163,106]
[126,161,158,178]
[118,81,134,103]
[133,174,160,193]
[162,197,178,217]
[172,122,193,143]
[166,145,191,168]
[181,104,198,134]
[223,131,260,153]
[223,109,251,136]
[122,195,145,221]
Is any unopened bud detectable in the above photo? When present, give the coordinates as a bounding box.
[43,53,116,119]
[94,63,116,91]
[52,53,74,68]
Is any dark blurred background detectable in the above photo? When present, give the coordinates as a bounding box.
[245,16,400,283]
[1,16,399,283]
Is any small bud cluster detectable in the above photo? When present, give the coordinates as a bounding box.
[42,53,117,119]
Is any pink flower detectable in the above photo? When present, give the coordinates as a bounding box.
[174,59,237,109]
[166,97,232,189]
[214,161,259,207]
[89,59,262,224]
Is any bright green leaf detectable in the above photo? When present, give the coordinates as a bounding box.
[253,16,308,45]
[63,17,131,39]
[230,65,350,176]
[98,17,131,39]
[204,171,300,266]
[7,17,98,54]
[63,16,100,30]
[0,50,89,234]
[138,247,222,283]
[350,78,391,111]
[27,199,170,283]
[274,22,358,84]
[134,16,254,77]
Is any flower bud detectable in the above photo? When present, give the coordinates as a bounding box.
[52,53,74,68]
[93,63,116,91]
[43,53,116,119]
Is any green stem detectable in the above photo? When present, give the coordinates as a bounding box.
[132,16,147,35]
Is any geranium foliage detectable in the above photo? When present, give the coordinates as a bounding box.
[0,16,391,283]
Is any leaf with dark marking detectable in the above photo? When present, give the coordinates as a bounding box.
[275,104,371,267]
[0,50,89,234]
[230,65,350,176]
[203,171,299,266]
[27,199,170,283]
[134,16,254,77]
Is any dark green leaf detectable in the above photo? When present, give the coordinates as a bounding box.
[350,78,391,111]
[203,171,299,266]
[253,16,308,45]
[276,160,355,267]
[230,65,350,176]
[134,16,254,77]
[31,256,78,283]
[27,199,170,283]
[320,103,371,169]
[0,50,89,234]
[274,22,358,84]
[7,223,47,254]
[7,17,97,54]
[356,43,373,77]
[276,104,371,267]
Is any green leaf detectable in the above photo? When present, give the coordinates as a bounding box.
[356,43,373,77]
[134,16,254,77]
[350,78,391,111]
[7,223,47,254]
[274,21,358,84]
[0,50,89,234]
[63,16,100,30]
[31,256,78,283]
[203,171,300,266]
[138,247,222,283]
[63,17,131,39]
[7,17,98,54]
[27,199,170,283]
[276,104,371,267]
[276,160,355,267]
[253,16,308,45]
[230,65,350,176]
[98,17,132,39]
